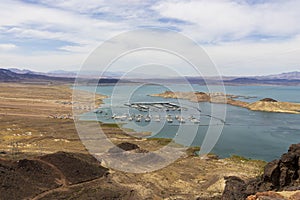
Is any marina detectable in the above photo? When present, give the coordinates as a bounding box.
[124,102,187,112]
[93,101,201,125]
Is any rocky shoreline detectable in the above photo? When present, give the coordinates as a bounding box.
[151,91,300,114]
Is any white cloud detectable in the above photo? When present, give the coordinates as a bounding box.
[204,35,300,75]
[0,0,300,75]
[0,43,17,51]
[0,0,128,52]
[154,0,300,42]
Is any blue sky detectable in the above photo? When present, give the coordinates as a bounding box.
[0,0,300,75]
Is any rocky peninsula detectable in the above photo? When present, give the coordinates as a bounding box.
[151,91,300,114]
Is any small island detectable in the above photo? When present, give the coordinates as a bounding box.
[151,91,300,114]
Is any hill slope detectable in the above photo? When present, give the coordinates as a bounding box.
[0,69,74,83]
[0,152,141,200]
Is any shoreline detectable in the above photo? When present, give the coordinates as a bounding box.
[151,90,300,114]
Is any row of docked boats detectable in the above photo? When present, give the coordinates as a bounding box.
[125,102,187,112]
[110,113,200,124]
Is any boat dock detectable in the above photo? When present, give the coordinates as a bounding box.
[124,102,186,112]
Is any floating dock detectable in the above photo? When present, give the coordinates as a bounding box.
[125,102,185,112]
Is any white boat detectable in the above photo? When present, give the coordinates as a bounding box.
[114,115,122,120]
[153,104,164,109]
[138,108,148,112]
[139,105,149,109]
[178,117,185,123]
[131,105,139,109]
[120,115,127,121]
[135,114,143,122]
[154,115,161,122]
[135,117,141,122]
[166,115,173,123]
[145,116,151,122]
[191,118,200,124]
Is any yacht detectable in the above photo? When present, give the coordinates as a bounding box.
[178,117,186,124]
[191,118,200,124]
[166,115,173,123]
[154,115,161,122]
[145,115,151,122]
[128,116,133,121]
[135,116,141,122]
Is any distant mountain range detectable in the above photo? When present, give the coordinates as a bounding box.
[258,71,300,80]
[1,68,300,85]
[0,68,74,83]
[0,68,129,84]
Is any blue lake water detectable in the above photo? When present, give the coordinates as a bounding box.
[77,84,300,161]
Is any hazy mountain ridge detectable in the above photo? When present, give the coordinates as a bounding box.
[225,77,300,85]
[258,71,300,80]
[1,68,300,85]
[0,69,74,83]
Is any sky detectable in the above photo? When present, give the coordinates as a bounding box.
[0,0,300,76]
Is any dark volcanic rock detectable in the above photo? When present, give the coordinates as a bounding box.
[108,142,140,153]
[0,152,110,200]
[222,143,300,199]
[0,158,61,200]
[263,160,280,188]
[117,142,140,151]
[260,98,278,102]
[0,151,7,155]
[222,176,248,200]
[40,151,109,184]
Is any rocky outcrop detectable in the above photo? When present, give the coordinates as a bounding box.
[151,90,210,102]
[40,151,109,184]
[222,176,249,200]
[247,191,300,200]
[152,91,300,114]
[260,98,278,102]
[108,142,140,153]
[151,91,249,106]
[0,152,109,200]
[222,143,300,200]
